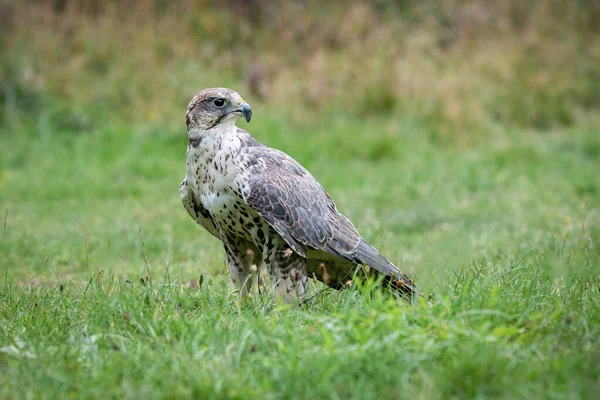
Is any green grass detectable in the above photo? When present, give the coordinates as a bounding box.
[1,105,599,399]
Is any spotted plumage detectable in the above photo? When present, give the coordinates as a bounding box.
[180,88,414,302]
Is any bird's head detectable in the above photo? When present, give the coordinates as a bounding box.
[185,88,252,132]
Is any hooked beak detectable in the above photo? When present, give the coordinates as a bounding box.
[238,102,252,123]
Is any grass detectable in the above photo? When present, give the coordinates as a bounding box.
[1,1,600,398]
[1,105,599,399]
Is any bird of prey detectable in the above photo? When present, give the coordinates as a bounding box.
[180,88,415,302]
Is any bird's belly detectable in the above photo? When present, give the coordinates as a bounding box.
[199,191,235,214]
[199,190,262,240]
[188,155,269,243]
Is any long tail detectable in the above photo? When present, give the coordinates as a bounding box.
[354,239,416,298]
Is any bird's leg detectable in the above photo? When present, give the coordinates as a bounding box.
[263,244,308,303]
[220,234,262,301]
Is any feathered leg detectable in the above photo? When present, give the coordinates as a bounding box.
[220,233,262,300]
[263,241,308,302]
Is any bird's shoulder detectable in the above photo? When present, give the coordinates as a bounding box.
[236,127,264,149]
[240,145,312,180]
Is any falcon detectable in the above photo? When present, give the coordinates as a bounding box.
[180,88,415,302]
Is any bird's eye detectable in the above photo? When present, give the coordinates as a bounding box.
[213,98,226,107]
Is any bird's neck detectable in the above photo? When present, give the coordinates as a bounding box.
[187,122,241,154]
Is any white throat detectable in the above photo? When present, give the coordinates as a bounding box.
[188,118,238,140]
[188,120,243,156]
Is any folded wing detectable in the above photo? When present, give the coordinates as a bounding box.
[240,147,414,295]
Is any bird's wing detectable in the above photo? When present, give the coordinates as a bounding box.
[241,148,364,259]
[180,178,220,239]
[240,147,415,296]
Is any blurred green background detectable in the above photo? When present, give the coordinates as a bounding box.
[0,0,598,287]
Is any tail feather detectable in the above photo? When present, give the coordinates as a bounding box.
[354,239,416,298]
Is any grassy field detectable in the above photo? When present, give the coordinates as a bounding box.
[1,1,600,399]
[1,105,599,399]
